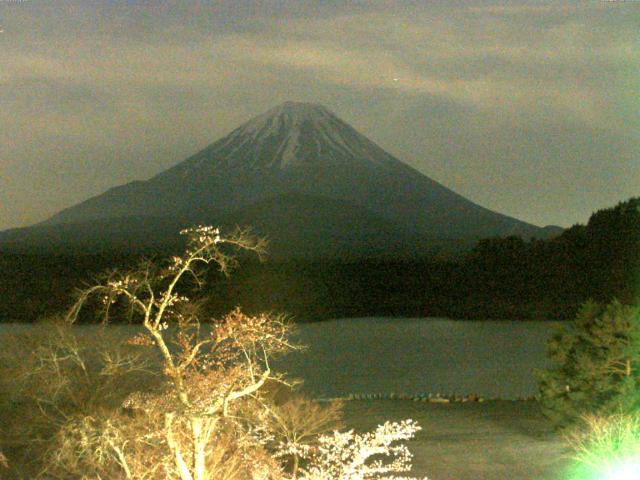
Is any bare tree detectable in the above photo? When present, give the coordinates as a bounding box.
[295,420,428,480]
[267,394,344,478]
[65,226,296,480]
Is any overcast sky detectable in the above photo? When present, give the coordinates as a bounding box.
[1,0,638,231]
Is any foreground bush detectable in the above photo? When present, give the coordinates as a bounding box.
[0,320,161,478]
[536,299,640,427]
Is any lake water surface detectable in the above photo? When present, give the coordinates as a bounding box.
[274,317,565,400]
[1,317,565,400]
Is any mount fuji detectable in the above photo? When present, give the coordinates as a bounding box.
[0,102,561,256]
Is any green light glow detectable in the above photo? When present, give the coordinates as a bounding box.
[566,414,640,480]
[603,458,640,480]
[569,457,640,480]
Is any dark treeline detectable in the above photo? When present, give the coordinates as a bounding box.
[1,197,638,323]
[0,251,141,323]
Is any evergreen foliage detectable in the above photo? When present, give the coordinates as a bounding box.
[537,299,640,428]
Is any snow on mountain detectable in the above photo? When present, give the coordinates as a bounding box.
[167,101,402,175]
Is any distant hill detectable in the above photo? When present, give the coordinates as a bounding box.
[1,101,562,256]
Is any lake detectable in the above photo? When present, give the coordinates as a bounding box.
[0,317,565,400]
[274,317,564,400]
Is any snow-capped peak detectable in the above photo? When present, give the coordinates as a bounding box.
[211,101,399,171]
[234,101,336,141]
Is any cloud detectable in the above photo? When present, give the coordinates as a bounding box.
[203,8,638,135]
[0,0,638,229]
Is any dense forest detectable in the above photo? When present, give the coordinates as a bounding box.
[1,197,638,323]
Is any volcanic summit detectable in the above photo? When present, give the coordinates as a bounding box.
[0,102,560,255]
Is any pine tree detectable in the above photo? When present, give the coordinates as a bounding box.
[537,299,640,428]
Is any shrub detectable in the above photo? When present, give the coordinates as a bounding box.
[537,299,640,427]
[0,320,159,477]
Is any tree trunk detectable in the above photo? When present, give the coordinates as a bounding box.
[292,454,299,479]
[165,413,193,480]
[191,417,207,480]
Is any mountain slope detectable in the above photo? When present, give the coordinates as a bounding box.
[217,193,427,258]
